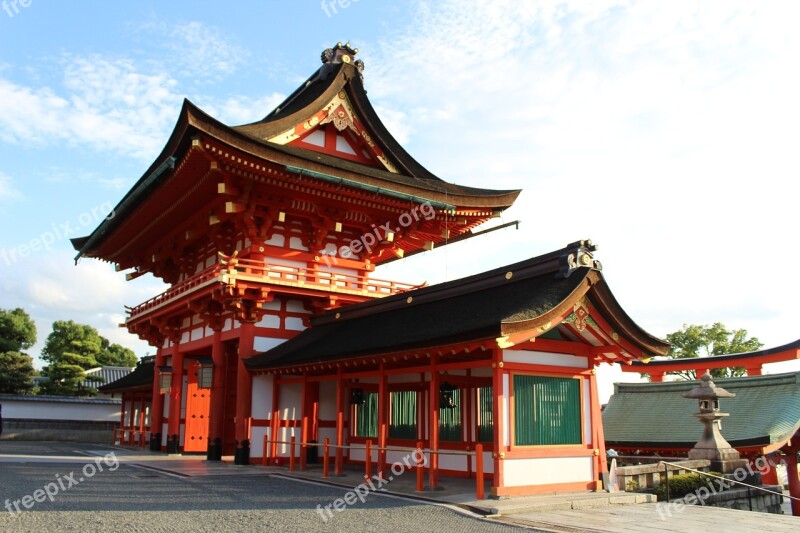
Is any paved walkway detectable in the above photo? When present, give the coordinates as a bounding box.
[2,442,799,532]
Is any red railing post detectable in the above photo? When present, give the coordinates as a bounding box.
[416,441,424,492]
[475,443,485,500]
[262,435,268,466]
[365,440,372,481]
[323,438,330,478]
[289,436,296,472]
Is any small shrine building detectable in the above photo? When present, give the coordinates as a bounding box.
[83,43,668,496]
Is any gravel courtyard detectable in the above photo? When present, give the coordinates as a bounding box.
[0,443,534,533]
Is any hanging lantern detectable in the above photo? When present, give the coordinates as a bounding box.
[158,366,173,394]
[197,358,214,389]
[439,382,457,409]
[350,388,364,405]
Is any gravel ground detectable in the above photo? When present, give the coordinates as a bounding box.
[0,461,539,532]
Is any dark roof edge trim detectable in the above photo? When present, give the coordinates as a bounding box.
[285,165,456,211]
[73,156,176,261]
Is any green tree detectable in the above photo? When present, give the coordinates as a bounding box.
[659,323,763,381]
[0,308,37,394]
[39,320,137,395]
[0,351,36,394]
[98,340,137,367]
[0,308,37,353]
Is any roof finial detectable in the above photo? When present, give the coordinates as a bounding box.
[321,42,364,74]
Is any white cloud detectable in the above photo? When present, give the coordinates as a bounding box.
[1,250,166,367]
[0,171,21,200]
[0,57,182,160]
[365,0,800,352]
[168,21,249,81]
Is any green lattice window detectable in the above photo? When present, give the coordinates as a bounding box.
[355,392,378,438]
[439,388,462,441]
[477,386,494,442]
[389,390,417,439]
[513,375,581,446]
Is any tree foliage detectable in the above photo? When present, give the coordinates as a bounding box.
[0,308,37,353]
[0,351,36,394]
[39,320,137,396]
[661,323,763,380]
[0,308,37,394]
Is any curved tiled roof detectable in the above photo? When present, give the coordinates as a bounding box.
[603,372,800,450]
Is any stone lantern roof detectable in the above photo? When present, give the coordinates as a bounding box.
[682,373,736,400]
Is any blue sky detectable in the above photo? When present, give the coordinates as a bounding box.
[1,1,799,401]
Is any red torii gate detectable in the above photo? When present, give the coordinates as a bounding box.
[619,337,800,515]
[620,338,800,382]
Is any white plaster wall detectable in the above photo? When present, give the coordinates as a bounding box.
[318,381,337,421]
[285,300,308,313]
[471,367,492,377]
[251,374,274,419]
[161,424,168,445]
[317,428,337,450]
[349,444,379,463]
[502,457,593,487]
[276,426,299,456]
[503,350,588,368]
[1,399,120,422]
[279,383,302,421]
[190,327,204,341]
[388,374,425,384]
[257,315,281,329]
[162,395,170,417]
[251,426,268,456]
[285,317,306,331]
[263,299,281,311]
[254,337,286,353]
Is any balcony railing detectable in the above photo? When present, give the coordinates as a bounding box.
[126,257,418,320]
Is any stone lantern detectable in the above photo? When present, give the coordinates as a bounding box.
[683,373,747,473]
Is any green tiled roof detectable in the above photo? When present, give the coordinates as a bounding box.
[603,371,800,448]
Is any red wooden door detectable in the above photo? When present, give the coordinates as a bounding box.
[184,362,211,453]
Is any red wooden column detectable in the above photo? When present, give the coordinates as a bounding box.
[149,346,165,450]
[270,376,281,463]
[785,450,800,516]
[167,345,184,453]
[378,361,388,479]
[491,349,504,495]
[300,373,308,470]
[335,367,345,475]
[428,355,439,489]
[235,321,256,443]
[588,370,606,489]
[746,367,763,376]
[208,329,225,456]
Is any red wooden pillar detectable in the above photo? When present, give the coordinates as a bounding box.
[149,346,165,450]
[491,350,504,495]
[759,456,780,485]
[167,346,184,452]
[650,372,665,382]
[138,396,146,447]
[378,361,388,479]
[270,376,281,463]
[235,321,256,443]
[300,373,308,470]
[588,370,606,489]
[335,367,345,475]
[428,355,439,489]
[746,367,763,376]
[209,329,225,449]
[785,451,800,516]
[118,397,127,445]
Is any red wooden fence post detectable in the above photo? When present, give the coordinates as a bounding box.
[365,440,372,481]
[475,443,485,500]
[323,438,330,478]
[289,436,296,472]
[416,441,424,492]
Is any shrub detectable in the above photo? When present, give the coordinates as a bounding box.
[653,471,723,501]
